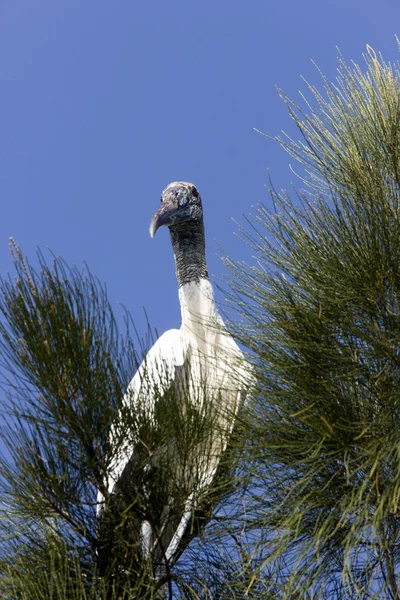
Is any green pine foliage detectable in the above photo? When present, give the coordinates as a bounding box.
[224,42,400,598]
[0,241,139,598]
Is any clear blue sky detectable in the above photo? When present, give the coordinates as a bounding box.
[0,0,398,337]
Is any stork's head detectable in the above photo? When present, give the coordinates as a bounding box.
[149,181,203,238]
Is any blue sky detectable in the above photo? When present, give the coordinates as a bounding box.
[0,0,398,338]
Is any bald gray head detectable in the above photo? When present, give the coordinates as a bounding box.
[149,181,203,238]
[150,181,208,287]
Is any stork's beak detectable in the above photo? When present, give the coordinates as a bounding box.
[149,199,180,238]
[150,197,198,238]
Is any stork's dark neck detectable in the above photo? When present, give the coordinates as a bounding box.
[169,220,209,287]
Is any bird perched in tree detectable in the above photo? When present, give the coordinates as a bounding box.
[97,182,251,590]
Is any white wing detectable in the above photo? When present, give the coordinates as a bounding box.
[98,328,186,505]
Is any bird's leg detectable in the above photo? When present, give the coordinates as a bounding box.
[140,519,153,557]
[140,462,153,557]
[164,492,196,563]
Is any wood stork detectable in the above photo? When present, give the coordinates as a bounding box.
[98,181,250,584]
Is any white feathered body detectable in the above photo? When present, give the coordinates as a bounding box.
[101,279,247,497]
[98,280,250,576]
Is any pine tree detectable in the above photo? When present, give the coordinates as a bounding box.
[223,42,400,598]
[0,241,137,598]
